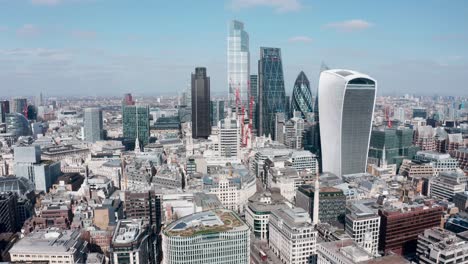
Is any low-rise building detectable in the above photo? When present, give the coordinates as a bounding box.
[417,227,468,264]
[345,200,380,256]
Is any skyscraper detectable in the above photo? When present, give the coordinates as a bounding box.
[0,100,9,123]
[249,74,258,130]
[84,107,104,143]
[228,20,250,107]
[291,71,313,118]
[191,67,211,139]
[122,104,150,147]
[11,98,27,117]
[318,69,377,176]
[123,93,135,106]
[5,113,31,137]
[258,47,286,139]
[210,100,225,126]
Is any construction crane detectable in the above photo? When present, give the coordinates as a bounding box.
[385,106,392,128]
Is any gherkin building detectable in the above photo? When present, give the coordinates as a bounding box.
[291,71,313,118]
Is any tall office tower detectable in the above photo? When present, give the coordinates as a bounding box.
[214,116,241,158]
[269,207,317,264]
[0,100,9,123]
[249,74,258,130]
[318,69,377,177]
[258,47,286,139]
[84,107,104,143]
[11,98,27,116]
[285,95,291,119]
[123,93,135,106]
[122,104,150,147]
[210,100,225,126]
[413,107,427,119]
[228,20,250,107]
[162,210,250,264]
[292,71,313,118]
[5,113,31,137]
[284,115,305,149]
[275,112,286,144]
[191,67,211,139]
[35,92,43,106]
[110,219,152,264]
[0,192,18,233]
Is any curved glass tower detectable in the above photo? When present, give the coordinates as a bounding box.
[291,71,313,118]
[318,69,377,176]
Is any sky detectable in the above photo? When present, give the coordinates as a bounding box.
[0,0,467,97]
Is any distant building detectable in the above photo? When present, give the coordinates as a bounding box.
[429,171,468,200]
[84,107,104,142]
[191,67,211,138]
[378,202,443,256]
[123,93,135,106]
[10,98,27,116]
[414,126,436,151]
[269,207,317,264]
[450,148,468,173]
[413,107,427,119]
[291,71,313,118]
[9,229,88,263]
[290,150,318,173]
[210,100,225,126]
[454,192,468,211]
[162,209,250,264]
[123,104,150,148]
[318,69,377,177]
[110,219,152,264]
[284,116,305,149]
[417,227,468,264]
[258,47,286,139]
[0,100,9,123]
[414,151,459,176]
[250,74,258,130]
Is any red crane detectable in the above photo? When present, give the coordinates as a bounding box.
[385,106,392,128]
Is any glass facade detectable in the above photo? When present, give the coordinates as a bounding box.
[249,75,258,130]
[228,20,250,107]
[258,47,286,140]
[291,71,313,118]
[123,105,150,146]
[84,107,104,143]
[0,100,10,123]
[191,67,211,138]
[210,100,225,126]
[6,113,31,137]
[11,98,27,116]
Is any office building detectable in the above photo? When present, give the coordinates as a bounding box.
[292,71,313,118]
[417,228,468,264]
[414,126,436,151]
[413,107,427,119]
[296,184,346,224]
[110,219,151,264]
[285,95,291,119]
[9,229,88,263]
[454,192,468,211]
[269,207,317,264]
[0,192,17,233]
[378,202,443,255]
[191,67,211,138]
[451,148,468,172]
[429,171,468,200]
[228,20,250,107]
[250,74,258,130]
[124,190,162,230]
[275,112,286,144]
[0,100,9,123]
[214,116,241,158]
[0,177,35,229]
[284,116,305,149]
[123,104,150,147]
[290,150,318,173]
[5,113,31,137]
[368,128,419,171]
[318,69,377,177]
[414,151,459,176]
[210,100,225,126]
[123,93,135,106]
[10,98,27,116]
[162,209,250,264]
[245,191,288,240]
[395,107,405,122]
[84,107,104,143]
[345,201,380,255]
[258,47,286,139]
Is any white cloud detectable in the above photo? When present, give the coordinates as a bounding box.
[324,19,373,32]
[229,0,302,12]
[31,0,62,5]
[16,24,41,37]
[71,30,97,39]
[288,36,313,43]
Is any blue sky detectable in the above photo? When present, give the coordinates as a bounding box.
[0,0,467,97]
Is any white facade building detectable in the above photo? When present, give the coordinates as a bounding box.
[162,209,250,264]
[318,69,377,177]
[290,150,319,173]
[345,201,380,256]
[269,207,317,264]
[429,171,468,200]
[110,219,150,264]
[414,151,460,176]
[417,228,468,264]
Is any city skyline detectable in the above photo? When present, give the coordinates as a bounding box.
[0,0,466,97]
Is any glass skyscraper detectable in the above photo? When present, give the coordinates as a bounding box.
[11,98,27,116]
[191,67,211,138]
[258,47,286,140]
[84,107,104,143]
[210,100,225,126]
[6,113,31,137]
[291,71,313,118]
[0,100,9,123]
[228,20,250,107]
[318,69,377,176]
[249,74,258,130]
[123,104,150,147]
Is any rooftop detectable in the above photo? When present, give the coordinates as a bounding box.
[9,229,83,254]
[113,219,146,244]
[164,209,247,237]
[272,207,312,228]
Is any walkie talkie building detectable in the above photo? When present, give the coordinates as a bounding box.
[318,69,377,176]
